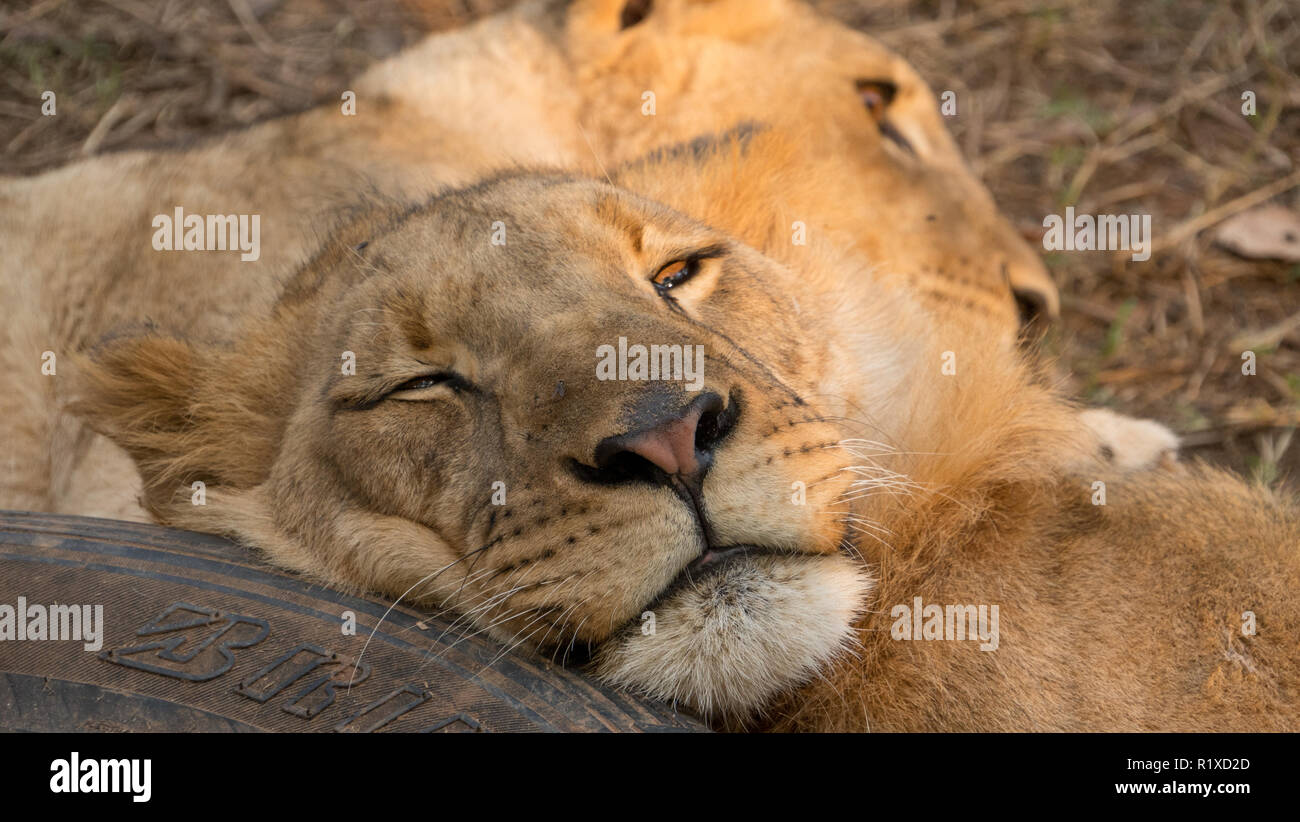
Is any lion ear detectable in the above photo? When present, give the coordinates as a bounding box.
[72,334,285,517]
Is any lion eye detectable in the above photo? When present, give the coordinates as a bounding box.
[652,258,699,290]
[393,372,462,393]
[856,79,915,156]
[856,79,897,119]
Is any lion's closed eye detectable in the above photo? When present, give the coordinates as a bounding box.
[387,372,472,400]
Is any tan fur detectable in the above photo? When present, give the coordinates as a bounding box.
[72,174,893,723]
[1,2,1240,730]
[768,454,1300,731]
[1,0,1063,520]
[66,154,1299,729]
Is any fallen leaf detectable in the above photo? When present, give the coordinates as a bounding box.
[1214,204,1300,262]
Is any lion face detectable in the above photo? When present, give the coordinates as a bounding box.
[83,175,876,723]
[569,0,1058,334]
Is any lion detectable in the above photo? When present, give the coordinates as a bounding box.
[69,162,1299,731]
[1,0,1090,522]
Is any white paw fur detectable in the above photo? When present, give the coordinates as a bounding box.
[1078,408,1180,470]
[593,553,871,725]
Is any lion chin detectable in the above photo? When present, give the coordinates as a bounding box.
[592,553,871,726]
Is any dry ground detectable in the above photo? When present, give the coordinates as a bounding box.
[2,0,1298,480]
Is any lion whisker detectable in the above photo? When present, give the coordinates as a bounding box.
[419,605,549,670]
[346,543,497,688]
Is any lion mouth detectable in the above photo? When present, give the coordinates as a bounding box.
[658,530,857,609]
[645,543,784,609]
[685,543,770,576]
[586,524,857,670]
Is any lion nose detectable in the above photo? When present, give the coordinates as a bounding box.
[614,405,705,477]
[592,391,734,483]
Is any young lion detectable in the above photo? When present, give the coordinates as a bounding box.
[2,0,1082,521]
[72,169,1299,731]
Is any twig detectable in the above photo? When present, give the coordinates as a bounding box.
[1154,168,1300,253]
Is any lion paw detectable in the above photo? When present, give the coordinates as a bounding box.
[1078,408,1180,471]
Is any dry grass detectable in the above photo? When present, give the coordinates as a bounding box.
[830,0,1300,483]
[0,0,444,170]
[2,0,1298,479]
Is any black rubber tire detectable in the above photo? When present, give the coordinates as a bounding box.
[0,511,704,733]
